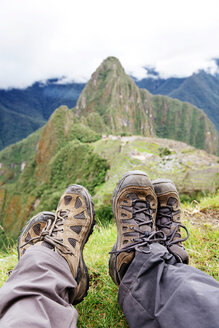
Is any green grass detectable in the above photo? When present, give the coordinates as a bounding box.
[181,191,219,210]
[183,220,219,279]
[195,192,219,210]
[0,247,17,288]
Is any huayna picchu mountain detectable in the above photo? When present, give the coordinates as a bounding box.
[75,57,218,154]
[75,57,154,136]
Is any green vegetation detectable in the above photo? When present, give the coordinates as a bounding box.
[136,70,219,132]
[0,106,112,239]
[198,192,219,210]
[0,247,17,287]
[0,103,45,150]
[0,140,109,238]
[0,128,41,184]
[48,140,108,194]
[152,95,219,154]
[67,123,101,143]
[0,225,13,251]
[0,81,85,149]
[95,205,113,226]
[159,147,172,157]
[1,127,218,240]
[184,221,218,278]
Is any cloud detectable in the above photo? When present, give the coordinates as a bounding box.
[0,0,219,88]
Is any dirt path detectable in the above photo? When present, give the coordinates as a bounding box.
[182,208,219,228]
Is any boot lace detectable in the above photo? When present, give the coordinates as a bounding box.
[156,205,189,247]
[110,199,166,255]
[20,210,73,255]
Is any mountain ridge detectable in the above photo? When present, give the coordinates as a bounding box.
[1,58,219,149]
[0,81,85,149]
[135,69,219,131]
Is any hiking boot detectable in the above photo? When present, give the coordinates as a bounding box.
[109,171,165,286]
[18,185,95,305]
[18,211,55,259]
[152,179,189,264]
[53,184,95,304]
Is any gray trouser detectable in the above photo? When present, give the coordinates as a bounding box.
[0,244,219,328]
[0,247,78,328]
[118,243,219,328]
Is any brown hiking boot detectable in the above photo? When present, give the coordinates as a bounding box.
[109,171,166,286]
[18,185,95,305]
[152,179,189,264]
[53,184,95,304]
[18,211,55,259]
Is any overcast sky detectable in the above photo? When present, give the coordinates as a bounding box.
[1,0,219,88]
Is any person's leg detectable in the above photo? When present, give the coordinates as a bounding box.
[0,184,95,327]
[0,246,78,328]
[109,171,219,328]
[118,243,219,328]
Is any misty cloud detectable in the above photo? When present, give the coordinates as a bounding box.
[0,0,219,88]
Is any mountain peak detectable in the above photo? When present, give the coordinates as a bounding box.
[100,56,123,69]
[91,56,125,81]
[76,56,154,137]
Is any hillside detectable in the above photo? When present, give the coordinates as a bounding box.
[135,69,219,131]
[0,105,218,240]
[0,80,85,149]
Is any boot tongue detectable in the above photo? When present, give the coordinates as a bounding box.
[134,201,147,220]
[159,197,178,225]
[160,207,170,214]
[133,201,152,233]
[167,197,177,206]
[158,207,171,229]
[125,193,152,234]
